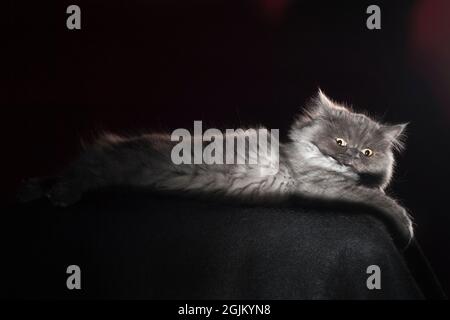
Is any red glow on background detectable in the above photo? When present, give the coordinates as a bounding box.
[259,0,290,23]
[410,0,450,115]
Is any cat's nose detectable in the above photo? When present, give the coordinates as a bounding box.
[342,148,360,167]
[346,148,360,158]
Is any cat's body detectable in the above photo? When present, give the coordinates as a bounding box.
[19,91,414,245]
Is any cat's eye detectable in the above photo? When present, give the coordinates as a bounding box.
[362,148,373,157]
[335,138,347,147]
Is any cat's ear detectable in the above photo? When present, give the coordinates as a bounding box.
[380,123,408,151]
[380,123,407,139]
[317,89,335,109]
[315,89,348,112]
[291,89,346,131]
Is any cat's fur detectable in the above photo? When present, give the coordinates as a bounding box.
[18,90,413,245]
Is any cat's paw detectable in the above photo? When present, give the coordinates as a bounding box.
[17,178,46,203]
[390,203,414,247]
[46,182,82,207]
[400,207,414,241]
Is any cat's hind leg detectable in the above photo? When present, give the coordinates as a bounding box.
[46,179,83,207]
[17,176,59,203]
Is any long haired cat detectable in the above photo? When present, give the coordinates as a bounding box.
[18,90,413,246]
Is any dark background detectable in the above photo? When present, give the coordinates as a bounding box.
[3,0,450,295]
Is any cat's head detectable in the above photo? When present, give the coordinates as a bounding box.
[289,90,407,189]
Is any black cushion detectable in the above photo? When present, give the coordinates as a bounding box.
[3,189,446,299]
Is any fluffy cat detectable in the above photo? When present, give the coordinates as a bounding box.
[18,90,413,245]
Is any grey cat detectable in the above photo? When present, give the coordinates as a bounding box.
[18,90,413,245]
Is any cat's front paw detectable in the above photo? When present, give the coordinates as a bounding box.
[390,203,414,247]
[46,182,82,207]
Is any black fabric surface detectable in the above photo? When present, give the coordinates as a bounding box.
[2,189,446,299]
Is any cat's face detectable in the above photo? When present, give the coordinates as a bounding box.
[289,91,406,189]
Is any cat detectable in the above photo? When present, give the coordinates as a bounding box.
[18,90,413,245]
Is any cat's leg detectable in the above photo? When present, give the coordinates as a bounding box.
[346,186,413,244]
[17,176,59,203]
[46,136,178,206]
[296,179,413,247]
[46,174,86,207]
[45,151,108,207]
[46,151,133,207]
[16,152,111,206]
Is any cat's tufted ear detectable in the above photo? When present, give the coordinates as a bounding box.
[316,89,348,112]
[380,123,408,151]
[317,89,335,109]
[380,123,407,140]
[291,89,345,130]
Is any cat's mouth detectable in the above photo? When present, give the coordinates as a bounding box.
[340,160,355,168]
[333,155,359,170]
[329,155,355,169]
